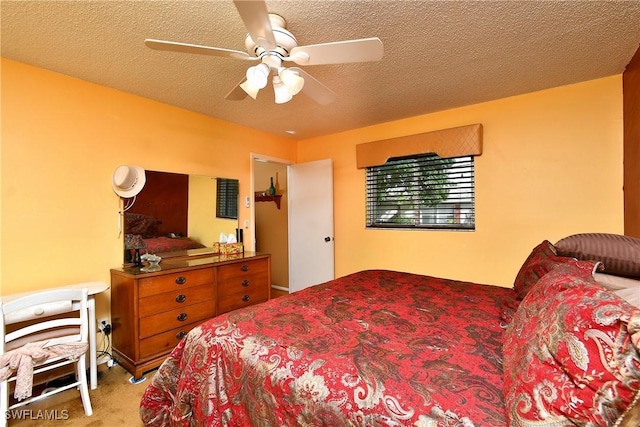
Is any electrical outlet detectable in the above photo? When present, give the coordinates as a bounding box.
[98,317,109,332]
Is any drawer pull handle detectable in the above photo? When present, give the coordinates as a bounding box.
[242,280,250,287]
[176,294,187,303]
[176,331,187,340]
[242,295,250,302]
[177,313,188,322]
[241,264,249,272]
[175,276,187,285]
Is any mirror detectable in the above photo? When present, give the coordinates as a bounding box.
[123,170,239,263]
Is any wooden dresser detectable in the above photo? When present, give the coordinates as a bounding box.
[110,252,271,379]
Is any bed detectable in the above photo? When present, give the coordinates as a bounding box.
[139,236,206,254]
[124,212,205,256]
[140,235,640,426]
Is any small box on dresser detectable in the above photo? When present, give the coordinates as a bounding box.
[110,252,271,380]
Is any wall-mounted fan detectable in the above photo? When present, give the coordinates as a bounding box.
[145,0,383,105]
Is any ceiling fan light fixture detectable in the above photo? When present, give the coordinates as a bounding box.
[245,63,270,89]
[239,79,260,99]
[279,68,304,96]
[273,75,293,104]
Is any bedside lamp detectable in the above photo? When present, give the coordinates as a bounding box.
[125,234,146,267]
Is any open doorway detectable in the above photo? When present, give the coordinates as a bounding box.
[251,155,335,296]
[252,155,290,295]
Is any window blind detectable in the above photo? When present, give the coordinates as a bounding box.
[216,178,239,219]
[366,154,475,230]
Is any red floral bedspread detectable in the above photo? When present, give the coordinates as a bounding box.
[140,269,516,426]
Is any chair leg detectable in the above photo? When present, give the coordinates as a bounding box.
[0,380,8,427]
[76,356,93,416]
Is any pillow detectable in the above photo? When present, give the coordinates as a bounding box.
[512,240,574,300]
[594,272,640,291]
[503,260,640,426]
[555,233,640,278]
[594,273,640,308]
[125,213,162,238]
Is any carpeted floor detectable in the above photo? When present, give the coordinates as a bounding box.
[7,363,152,426]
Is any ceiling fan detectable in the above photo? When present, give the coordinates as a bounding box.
[144,0,384,105]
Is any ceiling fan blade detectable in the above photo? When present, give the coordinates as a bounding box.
[290,67,337,105]
[288,37,384,65]
[225,78,250,101]
[233,0,276,50]
[145,39,257,61]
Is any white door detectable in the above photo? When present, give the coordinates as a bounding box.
[288,159,335,292]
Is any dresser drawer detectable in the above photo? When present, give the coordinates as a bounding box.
[217,258,268,281]
[217,285,269,314]
[139,300,215,339]
[139,321,201,359]
[138,284,215,318]
[218,271,268,294]
[138,268,214,298]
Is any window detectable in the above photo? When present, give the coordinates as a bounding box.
[366,153,475,230]
[216,178,239,219]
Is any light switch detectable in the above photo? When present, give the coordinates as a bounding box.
[245,196,250,208]
[244,220,249,228]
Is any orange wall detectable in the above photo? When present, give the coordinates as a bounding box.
[298,76,625,287]
[0,59,296,320]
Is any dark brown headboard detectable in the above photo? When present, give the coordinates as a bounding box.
[129,170,188,236]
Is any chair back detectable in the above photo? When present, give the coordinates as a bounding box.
[1,288,89,354]
[0,288,93,421]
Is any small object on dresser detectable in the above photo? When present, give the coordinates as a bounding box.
[141,253,161,265]
[134,249,142,267]
[125,234,146,267]
[268,177,276,195]
[220,242,244,255]
[140,253,162,272]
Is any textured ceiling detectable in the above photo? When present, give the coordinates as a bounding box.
[2,1,640,140]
